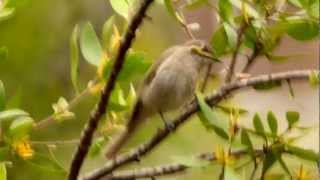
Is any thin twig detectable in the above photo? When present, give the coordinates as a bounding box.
[83,70,317,180]
[241,44,261,74]
[67,1,155,180]
[225,23,248,83]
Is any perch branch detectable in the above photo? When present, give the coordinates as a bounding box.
[67,1,155,180]
[83,70,317,180]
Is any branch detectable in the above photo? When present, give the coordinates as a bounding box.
[83,70,317,180]
[67,1,155,180]
[241,44,261,74]
[224,23,248,83]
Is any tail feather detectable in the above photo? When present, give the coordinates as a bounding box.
[105,99,150,158]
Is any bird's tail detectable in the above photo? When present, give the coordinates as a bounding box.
[105,99,150,159]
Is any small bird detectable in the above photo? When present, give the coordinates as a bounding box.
[105,39,214,158]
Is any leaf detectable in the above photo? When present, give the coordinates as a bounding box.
[267,111,278,136]
[88,137,109,158]
[262,152,277,178]
[223,23,237,50]
[224,166,241,180]
[108,84,128,111]
[9,116,34,139]
[0,47,8,61]
[196,92,229,140]
[285,18,319,41]
[26,153,66,174]
[0,80,5,111]
[109,0,129,20]
[277,156,291,177]
[164,0,183,23]
[0,8,15,22]
[80,22,103,66]
[253,80,281,90]
[219,0,233,24]
[210,26,228,57]
[0,109,29,121]
[70,24,80,94]
[171,155,209,168]
[6,88,22,109]
[102,16,115,50]
[185,0,208,9]
[229,0,259,19]
[286,111,299,129]
[0,163,6,180]
[253,113,265,134]
[217,105,248,115]
[241,129,253,150]
[286,145,319,161]
[0,147,10,162]
[308,71,320,86]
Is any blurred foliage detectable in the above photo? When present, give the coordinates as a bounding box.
[0,0,319,179]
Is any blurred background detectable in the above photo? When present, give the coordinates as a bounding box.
[0,0,318,179]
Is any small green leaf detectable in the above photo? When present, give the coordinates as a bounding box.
[210,26,228,57]
[262,152,277,178]
[285,18,319,41]
[0,47,8,61]
[164,0,176,19]
[217,105,248,115]
[219,0,233,24]
[89,137,109,158]
[171,155,209,168]
[26,153,66,174]
[0,80,5,111]
[80,22,103,66]
[109,0,129,20]
[253,113,265,134]
[286,111,299,129]
[196,92,229,140]
[253,80,281,90]
[109,84,128,111]
[286,145,319,161]
[308,71,320,86]
[70,24,80,94]
[102,16,115,50]
[267,111,278,136]
[229,0,259,19]
[277,155,291,177]
[223,23,237,50]
[9,116,34,139]
[0,8,15,22]
[241,129,253,149]
[0,163,6,180]
[0,146,10,162]
[0,109,29,121]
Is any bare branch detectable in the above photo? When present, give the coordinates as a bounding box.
[83,70,317,180]
[67,1,155,179]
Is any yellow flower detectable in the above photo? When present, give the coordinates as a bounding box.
[88,81,105,95]
[110,25,121,54]
[97,52,110,78]
[12,138,34,160]
[294,165,312,180]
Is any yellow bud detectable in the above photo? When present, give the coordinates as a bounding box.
[110,25,121,55]
[88,81,105,95]
[12,138,34,160]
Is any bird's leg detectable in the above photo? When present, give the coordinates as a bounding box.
[159,111,174,131]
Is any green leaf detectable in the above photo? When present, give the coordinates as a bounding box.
[9,116,34,139]
[286,111,299,129]
[0,80,5,111]
[253,113,265,134]
[0,109,29,121]
[288,0,302,7]
[0,8,15,22]
[70,24,80,94]
[264,173,286,180]
[196,92,229,140]
[286,145,319,161]
[229,0,259,19]
[89,137,109,158]
[109,0,129,20]
[277,155,291,177]
[26,153,66,174]
[0,163,6,180]
[109,84,128,111]
[308,71,320,86]
[102,16,115,50]
[267,111,278,136]
[253,80,281,90]
[241,129,253,149]
[217,105,248,115]
[80,22,103,66]
[6,88,22,109]
[224,166,241,180]
[243,25,258,49]
[164,0,176,18]
[185,0,208,9]
[0,146,10,162]
[285,18,319,41]
[210,26,228,57]
[171,155,209,168]
[308,0,319,18]
[0,47,8,61]
[262,152,277,178]
[219,0,233,24]
[223,23,237,50]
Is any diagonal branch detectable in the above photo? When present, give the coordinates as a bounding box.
[67,1,155,180]
[83,70,317,180]
[100,150,264,180]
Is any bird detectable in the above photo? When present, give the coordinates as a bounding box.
[105,39,214,158]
